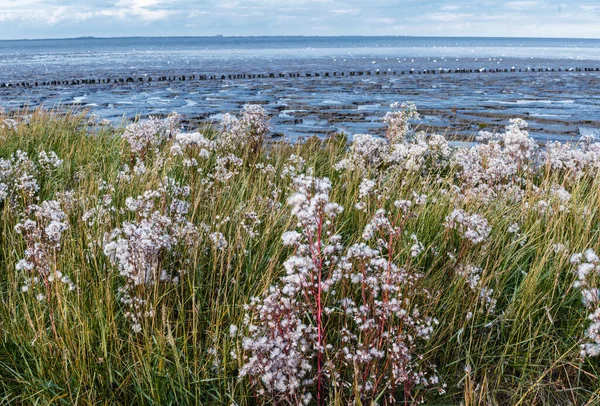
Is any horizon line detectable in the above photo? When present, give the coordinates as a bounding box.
[1,34,599,42]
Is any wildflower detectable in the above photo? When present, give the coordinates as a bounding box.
[103,178,197,332]
[571,249,600,357]
[15,199,76,310]
[281,231,302,247]
[239,175,345,404]
[1,118,18,131]
[358,178,376,199]
[281,155,306,179]
[410,234,424,257]
[383,101,419,142]
[445,209,491,245]
[553,243,566,254]
[220,104,271,153]
[343,134,388,170]
[0,150,39,204]
[209,232,228,251]
[170,131,215,161]
[37,150,63,172]
[122,113,181,157]
[239,175,439,404]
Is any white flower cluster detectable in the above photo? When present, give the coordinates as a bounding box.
[335,103,451,173]
[238,175,343,404]
[103,178,196,332]
[238,175,440,404]
[501,118,538,162]
[445,209,491,245]
[239,289,315,405]
[454,119,540,203]
[456,264,497,314]
[383,101,420,143]
[454,118,600,204]
[520,183,572,216]
[170,131,216,165]
[213,153,244,183]
[209,232,228,251]
[220,104,271,153]
[15,199,75,297]
[0,150,61,205]
[122,112,181,156]
[385,131,446,171]
[336,133,388,171]
[240,175,342,404]
[339,212,440,402]
[549,183,572,213]
[571,249,600,357]
[543,136,600,182]
[1,118,18,131]
[362,208,397,241]
[354,177,377,212]
[506,222,527,246]
[281,154,306,179]
[0,150,38,203]
[241,211,262,239]
[358,178,376,200]
[454,143,519,202]
[80,182,115,240]
[37,150,63,172]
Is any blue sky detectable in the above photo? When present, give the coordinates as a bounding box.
[0,0,599,40]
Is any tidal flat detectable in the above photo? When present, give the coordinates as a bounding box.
[1,36,599,142]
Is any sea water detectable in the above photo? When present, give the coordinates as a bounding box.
[1,36,599,140]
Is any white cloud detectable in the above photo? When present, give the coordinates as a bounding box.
[188,9,208,17]
[440,4,461,11]
[110,0,179,21]
[0,0,599,39]
[372,17,395,25]
[0,0,178,27]
[427,12,475,22]
[329,9,358,15]
[46,7,98,25]
[505,1,540,11]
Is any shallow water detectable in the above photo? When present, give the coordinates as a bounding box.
[1,36,599,141]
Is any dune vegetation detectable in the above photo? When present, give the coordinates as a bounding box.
[1,104,600,405]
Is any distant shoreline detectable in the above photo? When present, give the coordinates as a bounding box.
[2,34,600,42]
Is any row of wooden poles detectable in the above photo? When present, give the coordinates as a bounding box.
[2,66,599,89]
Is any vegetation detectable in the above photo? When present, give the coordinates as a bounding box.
[1,105,600,405]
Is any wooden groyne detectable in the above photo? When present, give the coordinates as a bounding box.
[1,67,599,89]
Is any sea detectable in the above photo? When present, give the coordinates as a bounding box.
[1,36,599,141]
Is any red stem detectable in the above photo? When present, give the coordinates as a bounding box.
[314,212,324,406]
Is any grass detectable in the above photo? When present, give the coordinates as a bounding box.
[0,109,599,404]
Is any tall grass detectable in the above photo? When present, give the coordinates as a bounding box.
[0,108,599,404]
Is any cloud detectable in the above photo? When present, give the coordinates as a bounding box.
[372,17,396,25]
[580,4,600,11]
[108,0,179,21]
[0,0,178,27]
[0,0,599,39]
[440,4,461,11]
[505,1,540,11]
[426,12,475,22]
[329,9,358,15]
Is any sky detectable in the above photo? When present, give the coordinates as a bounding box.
[0,0,599,40]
